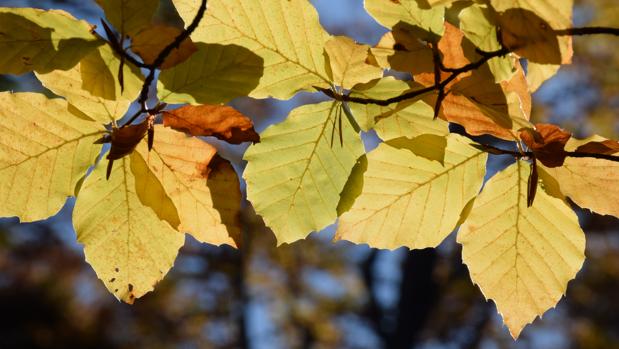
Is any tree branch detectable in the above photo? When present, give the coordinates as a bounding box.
[556,27,619,36]
[118,0,207,128]
[317,48,510,106]
[475,143,619,163]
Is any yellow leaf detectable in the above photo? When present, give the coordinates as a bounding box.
[131,25,197,69]
[73,156,184,303]
[458,161,585,338]
[172,0,331,99]
[364,0,445,40]
[491,0,573,65]
[370,26,434,75]
[459,3,517,82]
[36,44,144,123]
[325,36,383,90]
[541,136,619,217]
[336,134,487,249]
[0,92,103,222]
[157,43,264,105]
[95,0,158,37]
[135,126,241,247]
[244,102,364,244]
[348,77,449,137]
[526,62,561,92]
[0,8,101,74]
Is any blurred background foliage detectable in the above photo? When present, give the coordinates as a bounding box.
[1,0,619,348]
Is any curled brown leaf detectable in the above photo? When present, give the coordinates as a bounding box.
[520,123,571,167]
[163,104,260,144]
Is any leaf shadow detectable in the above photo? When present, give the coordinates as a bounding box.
[0,12,101,75]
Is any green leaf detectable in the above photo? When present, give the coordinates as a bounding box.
[95,0,158,37]
[336,134,487,249]
[364,0,445,40]
[244,102,364,244]
[0,8,101,75]
[73,155,184,304]
[0,92,103,222]
[458,161,585,338]
[172,0,331,99]
[36,44,144,123]
[157,43,264,105]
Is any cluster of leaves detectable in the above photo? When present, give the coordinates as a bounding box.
[1,0,619,339]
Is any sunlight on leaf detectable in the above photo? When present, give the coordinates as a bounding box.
[0,93,103,222]
[336,134,486,250]
[173,0,331,99]
[244,102,364,244]
[458,161,585,338]
[74,155,184,304]
[0,8,101,74]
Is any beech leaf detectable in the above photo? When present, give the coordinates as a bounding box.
[458,161,585,338]
[520,124,571,168]
[131,25,198,69]
[162,104,259,144]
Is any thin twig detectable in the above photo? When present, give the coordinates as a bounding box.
[318,48,509,106]
[476,144,619,163]
[556,27,619,36]
[119,0,207,128]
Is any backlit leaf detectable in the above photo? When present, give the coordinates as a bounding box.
[172,0,331,99]
[364,0,445,40]
[542,136,619,218]
[136,126,241,247]
[131,25,197,69]
[0,93,102,222]
[459,3,517,82]
[325,36,383,90]
[520,124,571,168]
[369,26,434,75]
[73,155,184,304]
[244,102,364,244]
[162,104,259,144]
[36,44,144,123]
[95,0,158,38]
[490,0,573,65]
[157,43,264,105]
[336,134,486,249]
[348,77,449,138]
[458,161,585,338]
[0,7,101,74]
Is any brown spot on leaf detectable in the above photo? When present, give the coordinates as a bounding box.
[128,284,134,292]
[109,278,116,283]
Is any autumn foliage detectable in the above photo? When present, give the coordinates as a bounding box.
[1,0,619,339]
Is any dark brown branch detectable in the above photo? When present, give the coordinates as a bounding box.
[476,144,619,163]
[318,48,510,106]
[120,0,207,128]
[556,27,619,36]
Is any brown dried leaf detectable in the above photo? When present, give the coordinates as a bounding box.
[436,63,532,140]
[410,23,532,140]
[131,25,197,69]
[162,104,259,144]
[520,123,572,167]
[103,116,154,179]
